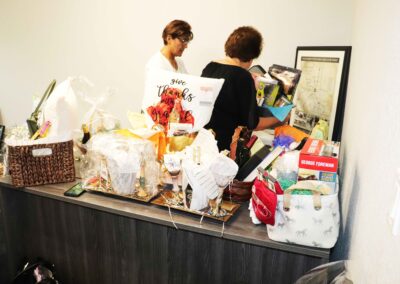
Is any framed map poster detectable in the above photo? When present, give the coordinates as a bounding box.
[290,46,351,141]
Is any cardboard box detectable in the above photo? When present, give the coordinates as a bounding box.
[298,139,340,189]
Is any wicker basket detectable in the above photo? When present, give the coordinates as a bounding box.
[7,140,75,187]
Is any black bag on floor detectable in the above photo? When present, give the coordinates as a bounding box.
[12,259,59,284]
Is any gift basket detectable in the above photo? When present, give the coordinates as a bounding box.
[7,138,75,187]
[5,79,78,187]
[81,132,160,202]
[247,134,341,249]
[151,129,241,222]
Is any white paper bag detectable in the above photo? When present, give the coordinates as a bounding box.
[42,77,81,138]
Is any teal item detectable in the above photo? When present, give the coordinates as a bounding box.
[265,104,294,122]
[278,179,296,190]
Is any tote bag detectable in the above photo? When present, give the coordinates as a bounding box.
[267,180,340,248]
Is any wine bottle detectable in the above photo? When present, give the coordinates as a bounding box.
[81,124,91,144]
[168,99,181,124]
[246,135,258,149]
[235,138,251,168]
[139,155,146,189]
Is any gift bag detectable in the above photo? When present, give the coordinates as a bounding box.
[267,180,340,248]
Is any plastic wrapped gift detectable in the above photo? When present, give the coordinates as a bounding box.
[81,132,157,197]
[115,128,166,161]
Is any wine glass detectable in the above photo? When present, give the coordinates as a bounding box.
[209,155,239,216]
[163,154,182,205]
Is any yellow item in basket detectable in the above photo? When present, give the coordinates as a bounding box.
[30,121,52,140]
[167,134,195,152]
[115,128,166,161]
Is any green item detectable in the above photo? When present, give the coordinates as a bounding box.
[279,178,312,195]
[265,84,280,106]
[27,80,56,136]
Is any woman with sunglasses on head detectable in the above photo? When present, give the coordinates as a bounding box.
[201,26,287,151]
[146,19,193,73]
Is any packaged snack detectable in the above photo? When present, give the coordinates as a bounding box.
[268,64,302,101]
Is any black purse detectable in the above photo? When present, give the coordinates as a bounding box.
[12,259,59,284]
[26,80,56,136]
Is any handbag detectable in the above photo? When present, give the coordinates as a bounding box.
[223,179,253,202]
[26,80,56,136]
[251,169,283,225]
[267,179,340,248]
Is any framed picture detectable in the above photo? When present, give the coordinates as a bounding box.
[290,46,351,141]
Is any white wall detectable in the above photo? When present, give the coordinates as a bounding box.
[0,0,353,127]
[333,0,400,282]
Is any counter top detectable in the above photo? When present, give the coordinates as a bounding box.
[0,176,329,259]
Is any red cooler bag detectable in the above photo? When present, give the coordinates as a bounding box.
[251,171,283,225]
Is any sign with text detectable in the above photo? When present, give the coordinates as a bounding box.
[142,69,224,132]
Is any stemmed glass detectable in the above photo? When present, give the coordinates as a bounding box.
[163,154,182,205]
[209,155,239,216]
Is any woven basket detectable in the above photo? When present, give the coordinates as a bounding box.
[7,140,75,187]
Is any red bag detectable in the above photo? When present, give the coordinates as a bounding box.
[251,170,283,225]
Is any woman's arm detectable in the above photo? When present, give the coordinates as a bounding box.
[254,116,281,131]
[254,114,290,131]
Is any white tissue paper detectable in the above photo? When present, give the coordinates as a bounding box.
[181,133,239,211]
[42,77,82,138]
[83,133,154,195]
[183,159,219,211]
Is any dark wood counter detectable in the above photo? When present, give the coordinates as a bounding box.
[0,176,329,284]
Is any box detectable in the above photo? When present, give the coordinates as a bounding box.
[298,139,340,190]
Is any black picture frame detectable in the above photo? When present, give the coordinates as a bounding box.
[290,46,351,141]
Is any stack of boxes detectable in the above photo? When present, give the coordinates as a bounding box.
[298,138,340,191]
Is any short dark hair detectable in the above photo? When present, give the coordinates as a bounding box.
[224,26,263,62]
[162,20,193,45]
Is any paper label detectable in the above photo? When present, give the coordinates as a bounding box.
[32,148,52,157]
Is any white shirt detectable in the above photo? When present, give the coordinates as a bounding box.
[145,51,188,73]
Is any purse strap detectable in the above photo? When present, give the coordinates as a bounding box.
[283,180,331,211]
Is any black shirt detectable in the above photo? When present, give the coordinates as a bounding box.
[201,62,259,151]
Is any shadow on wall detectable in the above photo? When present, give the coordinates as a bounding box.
[331,147,360,261]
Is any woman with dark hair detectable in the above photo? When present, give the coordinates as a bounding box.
[146,19,193,73]
[201,26,285,151]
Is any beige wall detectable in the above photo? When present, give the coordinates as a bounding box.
[0,0,353,127]
[335,0,400,282]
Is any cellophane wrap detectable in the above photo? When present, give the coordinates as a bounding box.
[81,133,156,195]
